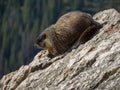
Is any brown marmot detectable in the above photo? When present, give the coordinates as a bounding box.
[35,11,102,57]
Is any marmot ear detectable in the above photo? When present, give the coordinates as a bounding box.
[51,24,56,29]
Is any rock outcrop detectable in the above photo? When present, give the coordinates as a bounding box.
[0,9,120,90]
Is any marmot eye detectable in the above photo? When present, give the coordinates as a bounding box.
[36,34,46,44]
[41,34,46,39]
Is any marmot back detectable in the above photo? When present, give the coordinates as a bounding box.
[35,11,102,57]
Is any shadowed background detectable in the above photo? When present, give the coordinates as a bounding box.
[0,0,120,79]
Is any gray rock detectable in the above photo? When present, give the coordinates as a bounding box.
[0,9,120,90]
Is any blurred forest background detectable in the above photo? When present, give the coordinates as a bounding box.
[0,0,120,78]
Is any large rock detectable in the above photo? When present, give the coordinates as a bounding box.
[0,9,120,90]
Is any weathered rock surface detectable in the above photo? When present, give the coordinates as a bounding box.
[0,9,120,90]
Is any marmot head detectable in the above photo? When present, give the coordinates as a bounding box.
[35,25,57,56]
[35,32,47,49]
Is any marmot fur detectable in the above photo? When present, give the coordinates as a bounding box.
[35,11,102,57]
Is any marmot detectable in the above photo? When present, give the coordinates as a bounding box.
[35,11,102,57]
